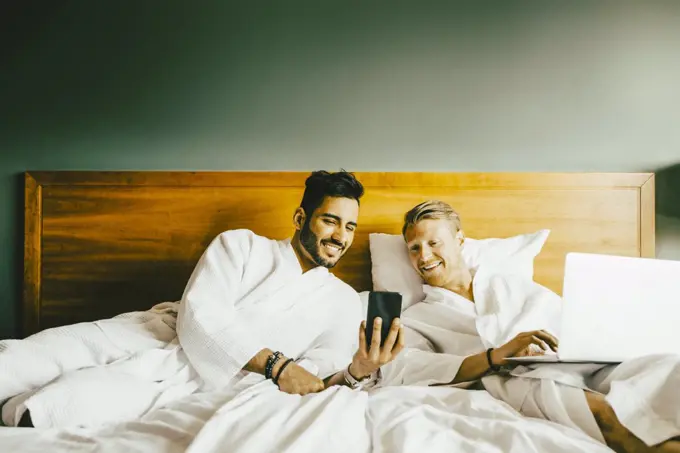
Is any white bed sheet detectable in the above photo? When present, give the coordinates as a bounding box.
[0,380,613,453]
[0,293,614,452]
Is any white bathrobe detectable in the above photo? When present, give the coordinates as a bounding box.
[379,263,680,447]
[1,229,362,428]
[177,229,363,390]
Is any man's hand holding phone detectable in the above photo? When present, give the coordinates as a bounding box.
[347,291,405,381]
[349,316,404,380]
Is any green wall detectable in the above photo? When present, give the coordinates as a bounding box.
[2,2,680,339]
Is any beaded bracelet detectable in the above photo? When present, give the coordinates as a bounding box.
[273,358,294,386]
[265,351,284,379]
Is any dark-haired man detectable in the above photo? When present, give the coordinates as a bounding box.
[2,170,404,428]
[178,170,404,395]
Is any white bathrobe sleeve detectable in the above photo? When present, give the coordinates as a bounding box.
[377,326,468,387]
[475,273,563,348]
[378,348,467,387]
[297,287,363,380]
[177,230,266,389]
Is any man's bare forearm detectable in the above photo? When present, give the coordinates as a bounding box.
[450,351,492,384]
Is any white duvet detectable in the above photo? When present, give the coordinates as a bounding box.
[0,299,614,453]
[0,381,612,453]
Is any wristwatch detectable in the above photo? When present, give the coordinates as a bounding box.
[343,365,380,390]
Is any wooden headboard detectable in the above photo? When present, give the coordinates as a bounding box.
[24,171,655,337]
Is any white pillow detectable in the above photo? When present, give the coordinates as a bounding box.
[369,229,550,311]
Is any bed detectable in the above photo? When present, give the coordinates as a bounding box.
[8,170,655,452]
[24,171,654,336]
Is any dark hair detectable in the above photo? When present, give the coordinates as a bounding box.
[300,170,364,216]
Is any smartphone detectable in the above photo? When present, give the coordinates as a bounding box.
[366,291,402,347]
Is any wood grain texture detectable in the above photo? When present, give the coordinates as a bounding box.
[640,174,656,258]
[30,171,652,188]
[24,173,42,337]
[24,171,655,336]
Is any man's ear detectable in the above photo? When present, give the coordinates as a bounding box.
[293,207,306,231]
[456,229,465,246]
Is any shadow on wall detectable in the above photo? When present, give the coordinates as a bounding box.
[656,163,680,220]
[654,164,680,260]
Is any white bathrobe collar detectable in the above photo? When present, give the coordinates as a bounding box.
[279,238,330,278]
[422,284,477,316]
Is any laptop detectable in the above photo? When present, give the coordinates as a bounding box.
[506,252,680,365]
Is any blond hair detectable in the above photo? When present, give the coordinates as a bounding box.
[402,200,462,236]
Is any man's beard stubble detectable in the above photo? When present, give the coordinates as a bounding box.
[300,220,343,269]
